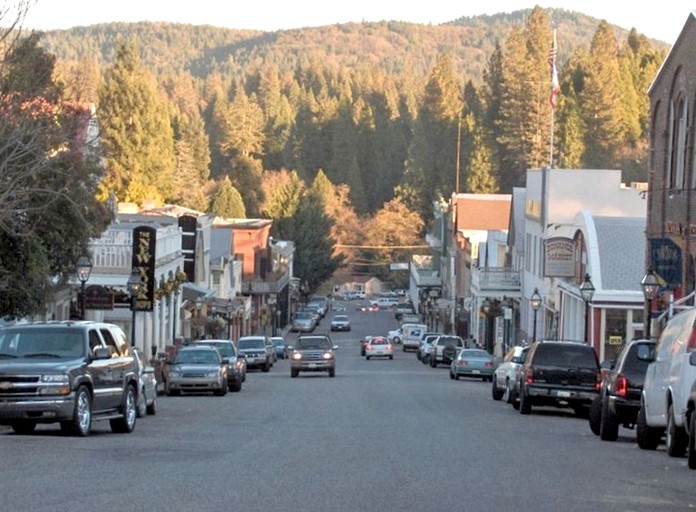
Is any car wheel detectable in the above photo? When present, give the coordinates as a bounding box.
[416,351,421,360]
[588,395,602,436]
[389,355,393,360]
[64,385,92,436]
[10,421,37,435]
[519,390,532,415]
[262,360,270,373]
[110,384,137,434]
[215,380,228,397]
[366,356,370,360]
[449,370,455,380]
[688,410,696,469]
[491,378,504,401]
[136,385,147,418]
[599,397,619,441]
[231,379,242,392]
[502,379,512,403]
[637,404,662,450]
[667,404,688,457]
[328,367,335,378]
[430,356,437,368]
[146,393,157,415]
[291,368,299,378]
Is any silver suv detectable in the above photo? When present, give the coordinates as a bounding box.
[289,335,337,378]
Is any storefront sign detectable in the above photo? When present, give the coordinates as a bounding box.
[651,238,682,289]
[132,226,156,312]
[544,237,575,277]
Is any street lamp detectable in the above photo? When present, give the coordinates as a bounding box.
[579,273,595,344]
[75,255,93,320]
[641,268,664,340]
[530,288,542,343]
[225,299,235,340]
[127,270,141,347]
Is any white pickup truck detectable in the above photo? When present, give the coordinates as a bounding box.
[369,297,399,309]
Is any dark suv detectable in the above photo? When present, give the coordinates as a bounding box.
[588,339,655,441]
[516,340,601,417]
[289,335,337,378]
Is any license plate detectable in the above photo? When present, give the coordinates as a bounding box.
[472,370,480,374]
[557,391,571,397]
[308,363,317,368]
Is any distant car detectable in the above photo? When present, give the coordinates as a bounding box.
[365,336,394,360]
[330,314,351,331]
[237,336,272,372]
[492,345,529,403]
[417,333,442,364]
[387,327,402,344]
[292,311,316,333]
[450,349,498,381]
[265,337,278,364]
[190,339,245,391]
[133,348,157,417]
[271,337,288,359]
[429,335,465,366]
[356,303,378,312]
[165,345,229,396]
[394,302,414,321]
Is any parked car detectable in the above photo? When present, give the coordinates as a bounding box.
[394,302,415,321]
[417,332,442,363]
[271,337,288,359]
[365,336,394,360]
[637,308,696,456]
[265,337,278,365]
[516,340,601,417]
[0,321,139,436]
[165,345,229,396]
[291,311,316,333]
[330,314,351,331]
[492,345,529,403]
[387,327,402,344]
[588,339,655,441]
[289,335,338,378]
[133,347,157,417]
[430,335,466,367]
[686,378,696,469]
[450,348,498,381]
[237,336,273,372]
[190,339,244,392]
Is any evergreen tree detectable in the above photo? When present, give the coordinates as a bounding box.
[260,169,306,220]
[211,176,246,218]
[98,39,176,205]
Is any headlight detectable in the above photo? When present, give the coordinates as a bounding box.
[38,374,71,395]
[206,371,219,378]
[292,352,303,361]
[322,352,334,360]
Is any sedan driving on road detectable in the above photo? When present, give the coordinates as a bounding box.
[330,314,351,331]
[165,346,229,396]
[365,336,394,360]
[450,349,498,381]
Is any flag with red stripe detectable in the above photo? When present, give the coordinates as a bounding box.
[548,30,560,109]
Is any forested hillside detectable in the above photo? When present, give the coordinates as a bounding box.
[23,6,669,287]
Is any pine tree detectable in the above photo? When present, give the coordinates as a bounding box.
[98,39,176,205]
[211,176,246,218]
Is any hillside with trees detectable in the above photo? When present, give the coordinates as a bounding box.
[0,4,669,307]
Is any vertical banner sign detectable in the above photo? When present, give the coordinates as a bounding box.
[651,238,682,289]
[132,226,156,311]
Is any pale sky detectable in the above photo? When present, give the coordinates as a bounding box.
[20,0,695,44]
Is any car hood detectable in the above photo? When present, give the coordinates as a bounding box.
[0,358,85,374]
[171,363,220,372]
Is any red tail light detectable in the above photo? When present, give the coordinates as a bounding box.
[485,361,493,367]
[525,367,535,385]
[595,371,602,391]
[687,329,696,352]
[615,375,628,397]
[457,360,468,366]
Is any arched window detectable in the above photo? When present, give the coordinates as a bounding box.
[669,96,687,189]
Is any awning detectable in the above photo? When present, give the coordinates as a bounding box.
[182,283,215,303]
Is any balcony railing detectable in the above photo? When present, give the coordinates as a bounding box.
[471,267,521,293]
[243,270,290,294]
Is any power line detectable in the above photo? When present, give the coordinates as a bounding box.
[335,244,432,249]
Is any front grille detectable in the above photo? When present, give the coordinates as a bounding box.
[0,375,41,396]
[182,372,207,378]
[300,351,327,362]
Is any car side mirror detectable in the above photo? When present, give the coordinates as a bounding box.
[287,345,294,351]
[636,344,655,362]
[221,357,230,365]
[92,347,112,360]
[332,345,339,350]
[690,351,696,366]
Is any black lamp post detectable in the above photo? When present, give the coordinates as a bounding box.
[225,299,235,340]
[641,268,664,340]
[530,288,542,343]
[195,296,204,339]
[127,270,141,347]
[172,288,179,342]
[579,274,595,344]
[75,255,93,320]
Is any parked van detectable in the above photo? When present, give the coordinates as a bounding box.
[401,323,428,352]
[637,308,696,456]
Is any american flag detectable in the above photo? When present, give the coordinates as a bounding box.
[548,30,560,109]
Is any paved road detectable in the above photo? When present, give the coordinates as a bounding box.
[1,305,695,511]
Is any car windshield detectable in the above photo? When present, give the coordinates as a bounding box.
[371,338,388,345]
[273,339,285,347]
[461,349,489,359]
[238,338,265,349]
[175,349,220,365]
[296,337,331,350]
[294,312,312,321]
[334,316,349,322]
[0,328,86,358]
[196,342,235,357]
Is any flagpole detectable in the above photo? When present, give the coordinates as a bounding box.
[548,28,559,168]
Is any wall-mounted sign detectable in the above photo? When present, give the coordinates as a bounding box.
[132,226,156,312]
[651,238,681,289]
[84,285,114,310]
[544,237,575,277]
